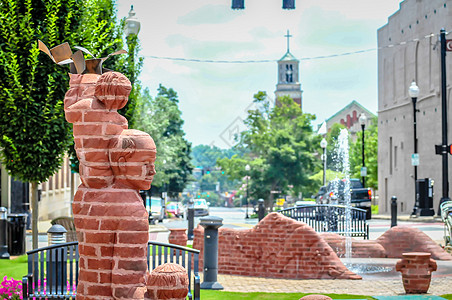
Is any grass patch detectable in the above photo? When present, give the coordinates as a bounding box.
[441,295,452,300]
[0,255,28,280]
[200,290,374,299]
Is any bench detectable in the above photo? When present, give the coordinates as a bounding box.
[279,204,369,239]
[50,217,77,242]
[22,241,200,300]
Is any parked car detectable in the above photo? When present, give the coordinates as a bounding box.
[166,202,184,218]
[193,199,209,216]
[325,178,372,219]
[146,197,165,223]
[314,186,328,204]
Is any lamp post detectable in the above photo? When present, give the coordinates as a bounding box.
[245,164,250,219]
[124,5,140,85]
[359,114,367,187]
[439,28,450,210]
[409,81,420,215]
[320,138,327,186]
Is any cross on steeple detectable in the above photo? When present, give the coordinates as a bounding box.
[284,30,292,52]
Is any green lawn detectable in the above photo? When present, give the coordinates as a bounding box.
[0,255,28,280]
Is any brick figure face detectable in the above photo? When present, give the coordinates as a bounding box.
[110,129,157,190]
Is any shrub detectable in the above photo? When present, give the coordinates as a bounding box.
[0,276,22,300]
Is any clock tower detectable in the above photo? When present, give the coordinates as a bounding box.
[275,30,303,109]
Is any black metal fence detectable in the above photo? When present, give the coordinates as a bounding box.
[22,241,200,300]
[278,204,369,239]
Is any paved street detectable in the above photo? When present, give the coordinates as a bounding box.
[163,206,447,244]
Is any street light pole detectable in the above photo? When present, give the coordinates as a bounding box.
[359,114,367,187]
[245,164,250,219]
[124,5,140,86]
[439,28,450,208]
[408,81,419,215]
[320,138,327,186]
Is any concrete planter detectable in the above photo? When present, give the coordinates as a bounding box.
[395,252,437,294]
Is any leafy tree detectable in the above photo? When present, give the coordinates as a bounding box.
[218,92,320,209]
[0,0,83,249]
[349,117,378,189]
[191,144,243,169]
[135,86,193,198]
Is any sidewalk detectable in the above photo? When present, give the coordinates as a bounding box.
[372,214,443,223]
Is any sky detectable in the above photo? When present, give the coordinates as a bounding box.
[115,0,402,148]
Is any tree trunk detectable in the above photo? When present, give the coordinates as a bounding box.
[31,182,38,250]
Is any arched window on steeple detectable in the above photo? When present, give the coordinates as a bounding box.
[286,64,293,83]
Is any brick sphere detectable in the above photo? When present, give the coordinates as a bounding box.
[147,263,188,300]
[94,71,131,110]
[299,295,332,300]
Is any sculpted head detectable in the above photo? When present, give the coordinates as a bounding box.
[110,129,157,190]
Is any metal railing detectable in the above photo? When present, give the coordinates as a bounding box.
[278,204,369,239]
[22,241,200,300]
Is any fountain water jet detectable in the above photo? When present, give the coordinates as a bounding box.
[333,129,393,275]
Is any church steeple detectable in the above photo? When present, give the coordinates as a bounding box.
[275,30,303,109]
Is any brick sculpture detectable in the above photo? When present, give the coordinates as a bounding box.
[40,42,157,300]
[377,226,452,260]
[193,212,361,279]
[396,252,437,294]
[146,263,189,300]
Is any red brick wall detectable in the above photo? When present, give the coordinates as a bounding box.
[193,213,361,280]
[320,233,386,258]
[376,226,452,260]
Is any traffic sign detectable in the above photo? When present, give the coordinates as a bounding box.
[446,39,452,51]
[411,153,419,166]
[360,167,367,177]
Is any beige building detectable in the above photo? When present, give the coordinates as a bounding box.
[319,100,375,140]
[1,156,80,221]
[378,0,452,214]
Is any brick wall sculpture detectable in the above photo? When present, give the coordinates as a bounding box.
[320,233,386,258]
[193,213,361,279]
[39,42,157,300]
[376,226,452,260]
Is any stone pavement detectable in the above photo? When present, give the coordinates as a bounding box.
[215,275,451,296]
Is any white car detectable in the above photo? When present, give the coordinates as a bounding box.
[193,199,209,216]
[146,197,165,223]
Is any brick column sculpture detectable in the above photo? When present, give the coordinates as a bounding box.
[39,42,157,300]
[396,252,437,294]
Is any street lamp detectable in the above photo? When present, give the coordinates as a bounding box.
[359,113,367,187]
[245,164,250,219]
[409,81,420,215]
[320,138,327,186]
[124,5,140,36]
[124,5,140,85]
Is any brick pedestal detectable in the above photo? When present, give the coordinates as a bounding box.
[168,228,188,247]
[395,252,437,294]
[146,263,189,300]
